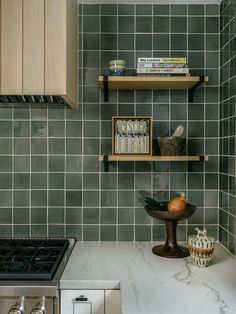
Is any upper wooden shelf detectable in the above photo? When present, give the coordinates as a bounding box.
[98,76,209,91]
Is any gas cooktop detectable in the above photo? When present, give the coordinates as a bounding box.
[0,239,69,280]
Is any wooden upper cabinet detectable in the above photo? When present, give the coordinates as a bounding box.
[23,0,44,95]
[1,0,23,94]
[45,0,77,107]
[45,0,67,96]
[0,0,77,107]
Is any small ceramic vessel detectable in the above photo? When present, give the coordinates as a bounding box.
[188,228,215,267]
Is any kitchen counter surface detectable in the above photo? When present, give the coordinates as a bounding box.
[60,242,236,314]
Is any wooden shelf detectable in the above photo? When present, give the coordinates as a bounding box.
[99,155,209,162]
[98,76,209,91]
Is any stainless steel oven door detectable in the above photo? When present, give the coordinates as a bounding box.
[0,296,58,314]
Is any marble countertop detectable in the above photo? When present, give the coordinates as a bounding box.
[60,242,236,314]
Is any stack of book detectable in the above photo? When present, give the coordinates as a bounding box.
[136,57,189,76]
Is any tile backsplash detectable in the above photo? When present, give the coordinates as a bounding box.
[219,0,236,254]
[0,3,220,243]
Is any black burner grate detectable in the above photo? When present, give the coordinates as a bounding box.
[0,239,69,280]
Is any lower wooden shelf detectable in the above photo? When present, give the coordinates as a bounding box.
[99,155,209,162]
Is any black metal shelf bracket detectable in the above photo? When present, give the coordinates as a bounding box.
[103,75,109,102]
[103,155,109,172]
[188,76,205,102]
[199,155,205,162]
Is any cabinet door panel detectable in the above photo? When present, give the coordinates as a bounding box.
[23,0,44,94]
[1,0,22,94]
[105,290,122,314]
[61,290,104,314]
[45,0,67,95]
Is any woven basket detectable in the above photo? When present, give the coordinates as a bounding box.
[158,136,186,156]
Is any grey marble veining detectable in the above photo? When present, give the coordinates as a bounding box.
[60,242,236,314]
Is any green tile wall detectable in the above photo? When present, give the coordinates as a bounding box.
[219,0,236,254]
[0,4,220,242]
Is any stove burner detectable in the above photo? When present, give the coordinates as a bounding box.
[0,239,69,280]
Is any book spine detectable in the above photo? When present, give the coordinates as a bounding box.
[137,62,187,68]
[138,57,187,63]
[136,68,189,74]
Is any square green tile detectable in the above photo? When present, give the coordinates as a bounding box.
[206,34,219,50]
[188,5,204,15]
[83,16,100,33]
[171,17,187,33]
[136,4,152,15]
[118,225,134,241]
[66,208,82,224]
[49,138,65,154]
[83,208,99,224]
[83,34,99,50]
[48,121,65,137]
[153,5,169,15]
[48,225,64,238]
[118,5,134,15]
[206,17,219,33]
[101,4,117,15]
[31,173,47,189]
[49,207,64,224]
[49,156,65,172]
[188,17,204,33]
[14,121,29,137]
[31,121,47,137]
[13,108,29,120]
[101,16,117,33]
[0,208,12,224]
[0,173,12,189]
[66,191,82,206]
[171,34,187,50]
[13,191,29,207]
[101,208,117,224]
[31,208,47,224]
[48,190,64,206]
[83,225,99,241]
[101,34,117,50]
[31,156,47,172]
[83,4,100,15]
[153,34,169,50]
[100,225,116,241]
[135,225,151,241]
[14,156,29,172]
[188,51,204,68]
[154,16,170,33]
[188,34,204,50]
[118,16,134,33]
[118,34,134,50]
[171,5,187,15]
[136,17,152,33]
[14,173,30,189]
[14,138,29,155]
[0,138,11,154]
[31,191,47,206]
[206,5,219,15]
[49,173,64,189]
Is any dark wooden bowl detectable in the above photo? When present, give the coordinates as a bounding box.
[144,203,196,258]
[145,204,196,221]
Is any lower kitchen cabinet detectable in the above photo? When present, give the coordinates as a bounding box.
[61,289,121,314]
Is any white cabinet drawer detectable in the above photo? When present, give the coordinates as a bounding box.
[61,290,104,314]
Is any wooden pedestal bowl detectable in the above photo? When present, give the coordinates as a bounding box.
[145,204,196,258]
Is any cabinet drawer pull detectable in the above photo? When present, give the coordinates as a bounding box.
[75,296,88,302]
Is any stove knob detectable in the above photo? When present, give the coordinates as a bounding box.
[8,297,25,314]
[30,297,46,314]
